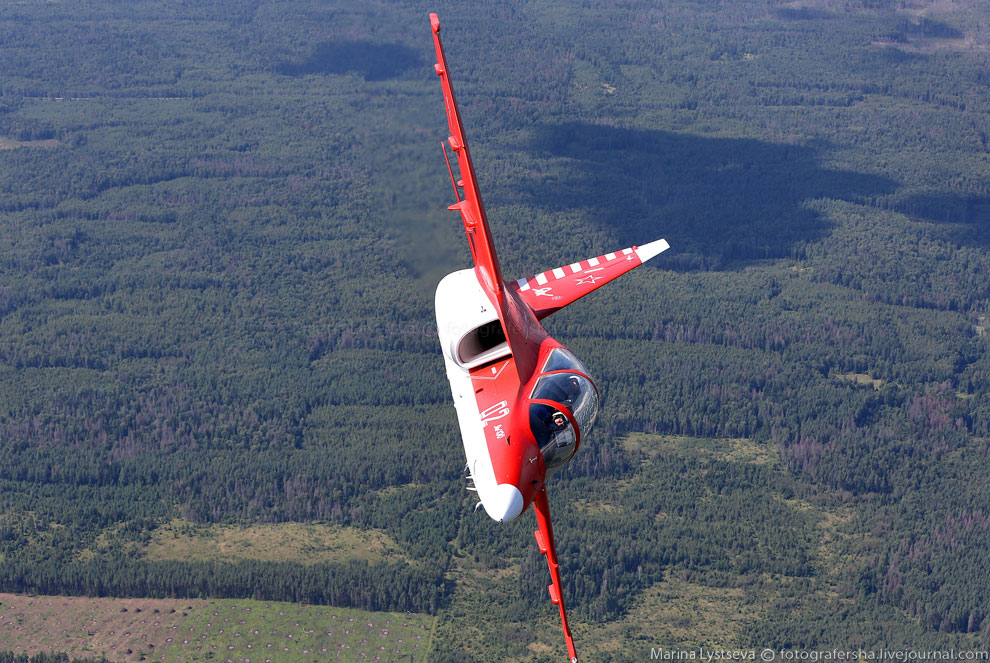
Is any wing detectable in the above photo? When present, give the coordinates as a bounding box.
[533,489,579,663]
[430,13,505,304]
[511,238,670,320]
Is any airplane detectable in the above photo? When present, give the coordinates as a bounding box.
[429,13,669,662]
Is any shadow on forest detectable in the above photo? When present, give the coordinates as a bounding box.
[522,122,898,269]
[278,41,422,81]
[893,192,990,247]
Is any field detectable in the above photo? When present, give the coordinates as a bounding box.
[131,521,408,567]
[0,593,432,663]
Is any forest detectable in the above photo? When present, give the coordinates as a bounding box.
[0,0,989,660]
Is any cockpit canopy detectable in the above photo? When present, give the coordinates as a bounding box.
[529,349,599,475]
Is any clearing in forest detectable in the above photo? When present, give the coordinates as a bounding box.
[0,592,433,662]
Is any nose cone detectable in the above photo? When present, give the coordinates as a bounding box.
[483,483,525,523]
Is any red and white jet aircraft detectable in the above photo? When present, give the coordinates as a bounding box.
[430,14,669,662]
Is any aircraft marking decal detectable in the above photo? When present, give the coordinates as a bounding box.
[480,400,510,426]
[471,359,511,381]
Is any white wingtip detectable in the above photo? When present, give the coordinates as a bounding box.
[634,238,670,263]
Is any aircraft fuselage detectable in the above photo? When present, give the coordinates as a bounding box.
[436,267,586,521]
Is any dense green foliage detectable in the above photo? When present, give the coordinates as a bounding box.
[0,555,448,615]
[1,0,990,658]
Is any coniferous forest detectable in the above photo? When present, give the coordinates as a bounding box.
[1,0,990,660]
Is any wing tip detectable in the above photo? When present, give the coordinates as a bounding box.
[635,238,670,263]
[430,13,440,33]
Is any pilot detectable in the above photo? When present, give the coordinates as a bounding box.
[563,376,581,405]
[550,411,567,432]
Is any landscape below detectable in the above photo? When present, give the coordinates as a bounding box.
[1,0,990,661]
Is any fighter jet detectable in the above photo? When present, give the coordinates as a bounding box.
[430,13,669,661]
